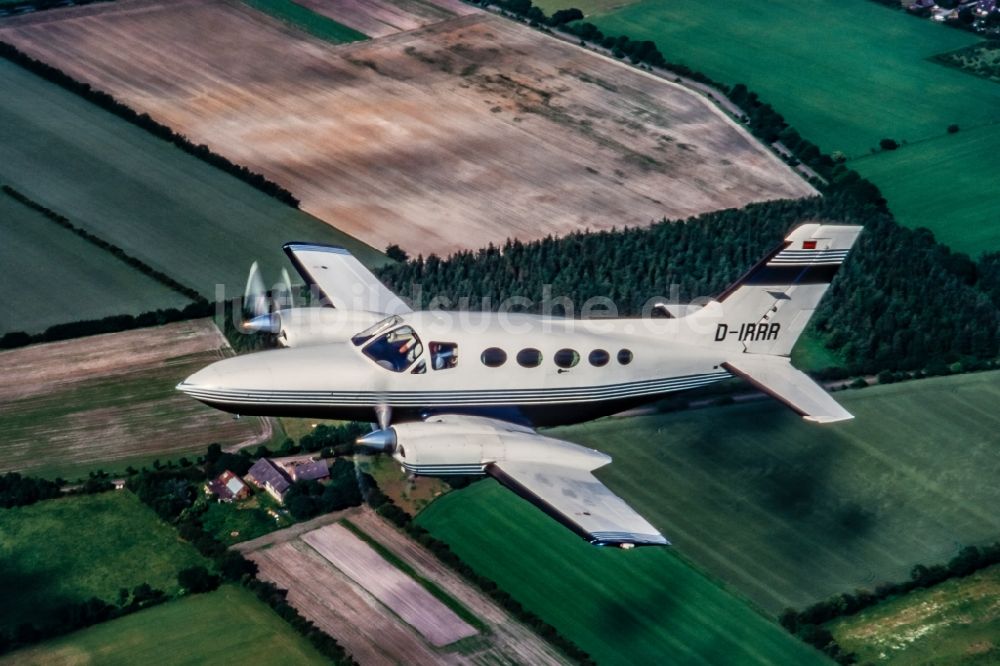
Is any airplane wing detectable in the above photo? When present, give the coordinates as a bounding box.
[385,414,669,547]
[487,460,670,547]
[283,242,412,315]
[721,355,853,423]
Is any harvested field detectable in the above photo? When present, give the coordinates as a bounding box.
[246,510,569,664]
[303,524,476,646]
[298,0,478,39]
[0,319,269,479]
[0,0,814,257]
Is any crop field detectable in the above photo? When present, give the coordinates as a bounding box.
[417,481,827,665]
[0,492,208,631]
[0,58,383,303]
[0,192,191,335]
[0,0,813,257]
[0,319,269,480]
[584,0,1000,255]
[549,370,1000,614]
[242,0,368,43]
[296,0,478,38]
[0,585,329,666]
[246,512,569,664]
[830,564,1000,665]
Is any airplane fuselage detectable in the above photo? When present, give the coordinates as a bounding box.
[179,310,730,427]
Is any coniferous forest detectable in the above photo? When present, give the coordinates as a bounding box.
[377,193,999,376]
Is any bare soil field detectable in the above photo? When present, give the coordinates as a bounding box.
[303,523,477,646]
[0,319,269,479]
[246,509,569,665]
[298,0,478,39]
[0,0,813,257]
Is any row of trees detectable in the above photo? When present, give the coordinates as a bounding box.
[0,470,115,509]
[0,41,299,207]
[3,186,204,302]
[376,193,1000,375]
[780,541,1000,663]
[363,475,597,665]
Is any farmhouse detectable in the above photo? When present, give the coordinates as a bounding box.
[206,470,250,502]
[291,460,330,482]
[246,458,291,503]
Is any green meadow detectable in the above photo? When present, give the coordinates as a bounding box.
[0,492,208,631]
[577,0,1000,255]
[0,585,328,666]
[551,370,1000,614]
[418,481,828,665]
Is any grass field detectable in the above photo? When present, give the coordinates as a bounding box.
[548,371,1000,615]
[830,564,1000,664]
[0,585,329,666]
[0,319,269,481]
[0,58,384,303]
[242,0,368,43]
[0,191,191,334]
[582,0,1000,255]
[0,492,208,631]
[0,1,812,258]
[417,481,827,665]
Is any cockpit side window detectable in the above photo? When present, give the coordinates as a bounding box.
[352,315,403,347]
[429,342,458,370]
[362,326,423,372]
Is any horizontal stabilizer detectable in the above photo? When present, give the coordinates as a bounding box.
[721,356,853,424]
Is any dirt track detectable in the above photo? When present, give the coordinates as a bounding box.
[246,508,568,665]
[0,0,814,257]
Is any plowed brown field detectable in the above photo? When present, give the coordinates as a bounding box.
[0,0,813,257]
[0,319,270,479]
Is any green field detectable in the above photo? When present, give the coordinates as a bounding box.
[0,492,208,630]
[242,0,368,42]
[548,371,1000,614]
[418,481,827,665]
[830,564,1000,664]
[0,59,385,305]
[0,192,191,334]
[580,0,1000,255]
[0,585,329,666]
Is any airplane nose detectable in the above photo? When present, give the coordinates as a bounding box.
[177,364,224,393]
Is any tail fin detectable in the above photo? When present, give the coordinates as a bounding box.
[696,223,862,356]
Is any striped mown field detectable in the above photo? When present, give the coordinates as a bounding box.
[551,370,1000,613]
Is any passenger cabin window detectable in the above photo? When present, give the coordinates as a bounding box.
[516,348,543,368]
[617,349,633,365]
[362,326,423,372]
[430,342,458,370]
[554,349,579,369]
[589,349,610,367]
[481,347,507,368]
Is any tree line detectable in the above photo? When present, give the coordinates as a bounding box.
[0,41,299,207]
[2,186,205,303]
[377,192,999,376]
[780,541,1000,664]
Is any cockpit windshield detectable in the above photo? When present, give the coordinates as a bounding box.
[351,315,402,347]
[362,326,423,372]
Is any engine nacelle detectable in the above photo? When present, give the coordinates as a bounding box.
[385,416,610,476]
[274,308,384,348]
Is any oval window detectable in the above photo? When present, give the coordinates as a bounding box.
[617,349,633,365]
[516,348,543,368]
[481,347,507,368]
[589,349,610,367]
[554,349,580,369]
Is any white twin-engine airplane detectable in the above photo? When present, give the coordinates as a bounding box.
[179,223,861,548]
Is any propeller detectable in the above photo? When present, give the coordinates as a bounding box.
[240,262,293,334]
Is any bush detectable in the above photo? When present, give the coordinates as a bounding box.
[177,566,221,594]
[879,138,899,151]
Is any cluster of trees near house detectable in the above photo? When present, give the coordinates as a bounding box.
[377,192,1000,376]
